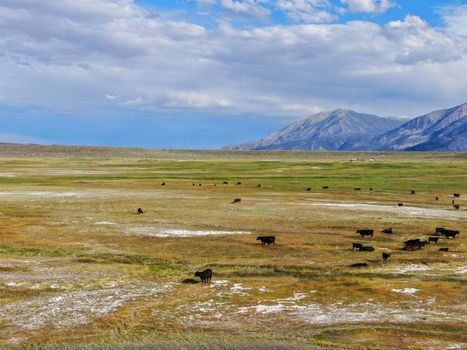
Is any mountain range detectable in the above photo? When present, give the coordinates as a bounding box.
[224,103,467,152]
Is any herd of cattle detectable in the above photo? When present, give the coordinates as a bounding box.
[349,226,461,268]
[137,184,462,282]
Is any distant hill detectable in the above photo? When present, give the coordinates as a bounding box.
[224,109,406,151]
[368,103,467,152]
[225,104,467,152]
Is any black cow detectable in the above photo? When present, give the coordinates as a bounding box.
[306,188,311,191]
[194,269,212,284]
[435,196,439,201]
[223,181,228,185]
[257,236,275,245]
[443,230,460,239]
[199,183,202,186]
[357,229,374,237]
[256,184,261,188]
[351,263,368,268]
[404,238,421,246]
[439,248,449,252]
[237,182,242,185]
[382,252,391,260]
[398,202,404,207]
[369,188,373,191]
[322,186,329,189]
[428,236,439,244]
[352,243,363,250]
[137,208,144,214]
[354,188,361,191]
[161,182,166,186]
[453,204,460,210]
[232,198,241,204]
[453,193,460,197]
[435,227,447,235]
[193,183,196,186]
[382,227,393,234]
[360,246,375,252]
[411,190,416,194]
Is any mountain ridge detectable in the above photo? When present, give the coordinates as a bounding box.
[224,103,467,152]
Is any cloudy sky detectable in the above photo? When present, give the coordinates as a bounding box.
[0,0,466,148]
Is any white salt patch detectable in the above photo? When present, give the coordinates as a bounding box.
[95,221,116,225]
[258,286,270,292]
[230,283,252,295]
[0,173,16,177]
[278,293,307,302]
[306,201,467,219]
[255,304,286,314]
[210,280,229,286]
[396,264,433,274]
[392,288,420,295]
[296,301,467,324]
[126,227,250,238]
[455,266,467,274]
[1,282,172,330]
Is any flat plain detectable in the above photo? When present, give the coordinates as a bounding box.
[0,145,466,349]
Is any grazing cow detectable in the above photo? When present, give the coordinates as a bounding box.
[453,204,460,210]
[137,208,144,214]
[194,269,212,284]
[435,196,439,201]
[351,263,368,268]
[257,236,275,245]
[199,183,202,186]
[256,184,261,188]
[382,227,393,234]
[443,230,460,239]
[232,198,242,204]
[382,252,391,260]
[193,183,196,186]
[452,200,455,205]
[223,181,228,185]
[354,188,361,191]
[411,190,416,194]
[369,188,373,191]
[436,227,447,235]
[357,229,374,237]
[322,186,329,189]
[161,182,166,186]
[428,236,439,244]
[237,182,242,185]
[306,188,311,191]
[404,238,421,246]
[439,248,449,252]
[352,243,363,251]
[398,203,404,207]
[453,193,460,197]
[360,246,375,252]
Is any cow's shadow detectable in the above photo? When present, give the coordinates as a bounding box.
[181,278,200,284]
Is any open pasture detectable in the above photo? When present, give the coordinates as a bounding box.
[0,146,466,349]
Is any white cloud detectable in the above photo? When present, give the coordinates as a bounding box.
[276,0,337,23]
[340,0,396,14]
[441,4,467,37]
[220,0,270,18]
[105,94,119,100]
[0,0,465,120]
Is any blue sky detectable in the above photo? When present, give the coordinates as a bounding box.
[0,0,466,149]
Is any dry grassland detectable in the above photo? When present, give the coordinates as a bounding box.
[0,145,465,349]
